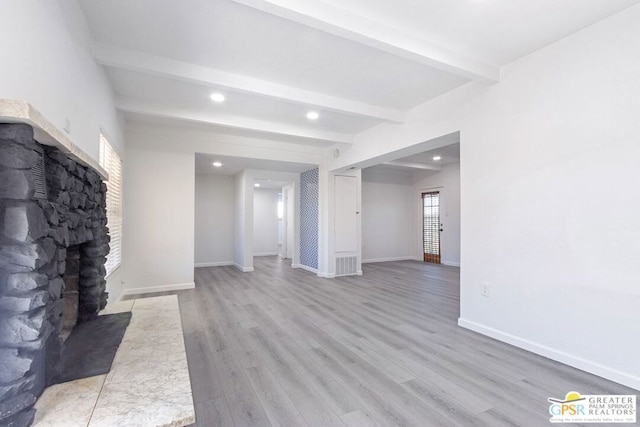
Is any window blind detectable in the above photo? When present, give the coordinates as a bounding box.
[99,134,123,277]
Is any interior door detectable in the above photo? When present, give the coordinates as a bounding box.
[422,191,441,263]
[335,175,358,253]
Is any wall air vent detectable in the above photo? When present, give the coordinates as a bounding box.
[336,256,357,276]
[32,150,47,200]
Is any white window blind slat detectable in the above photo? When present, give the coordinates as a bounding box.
[99,133,123,277]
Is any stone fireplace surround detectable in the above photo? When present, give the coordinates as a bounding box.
[0,107,110,426]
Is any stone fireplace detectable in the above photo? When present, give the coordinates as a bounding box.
[0,122,110,426]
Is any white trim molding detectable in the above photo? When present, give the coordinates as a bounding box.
[362,256,418,264]
[119,282,195,300]
[317,271,336,279]
[442,260,461,267]
[253,252,279,257]
[458,318,640,391]
[234,263,255,273]
[292,263,318,275]
[195,261,234,268]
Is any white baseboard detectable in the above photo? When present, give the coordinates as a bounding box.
[458,318,640,391]
[253,252,278,257]
[194,261,234,268]
[442,260,461,267]
[362,256,416,264]
[317,271,335,278]
[119,282,195,300]
[234,263,254,273]
[292,263,318,275]
[334,272,362,278]
[360,257,459,267]
[300,264,318,274]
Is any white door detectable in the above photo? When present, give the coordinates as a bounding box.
[334,175,358,253]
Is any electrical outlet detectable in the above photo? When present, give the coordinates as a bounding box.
[481,282,490,297]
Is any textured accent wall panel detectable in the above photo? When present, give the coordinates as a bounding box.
[300,168,319,269]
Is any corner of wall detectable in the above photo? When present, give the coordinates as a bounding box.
[458,318,640,391]
[105,267,124,302]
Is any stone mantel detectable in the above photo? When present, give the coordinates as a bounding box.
[0,99,108,180]
[1,120,112,426]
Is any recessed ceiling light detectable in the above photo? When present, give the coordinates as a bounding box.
[210,93,225,103]
[254,183,261,188]
[306,111,319,120]
[433,156,442,161]
[212,161,223,167]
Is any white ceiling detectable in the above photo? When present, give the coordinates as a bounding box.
[319,0,639,65]
[107,68,380,135]
[124,113,333,147]
[79,0,469,108]
[396,143,460,167]
[77,0,639,148]
[254,180,289,191]
[369,142,460,174]
[195,153,315,176]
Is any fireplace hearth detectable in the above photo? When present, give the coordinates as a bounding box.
[0,123,111,426]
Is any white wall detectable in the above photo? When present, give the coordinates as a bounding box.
[277,193,285,257]
[0,0,124,157]
[327,5,640,389]
[413,163,461,266]
[234,171,253,272]
[122,139,195,294]
[194,174,235,266]
[360,164,460,266]
[361,167,414,263]
[0,1,126,300]
[122,125,320,292]
[283,184,295,259]
[253,189,279,256]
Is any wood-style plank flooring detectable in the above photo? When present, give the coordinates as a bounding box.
[172,257,636,426]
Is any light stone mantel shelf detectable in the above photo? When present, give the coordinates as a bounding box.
[0,99,108,180]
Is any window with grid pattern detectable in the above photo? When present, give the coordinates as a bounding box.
[422,191,441,263]
[99,133,123,276]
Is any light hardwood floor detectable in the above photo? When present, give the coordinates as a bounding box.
[164,257,635,426]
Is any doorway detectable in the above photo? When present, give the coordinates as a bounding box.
[422,191,441,263]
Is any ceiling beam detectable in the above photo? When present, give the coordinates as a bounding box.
[382,161,442,171]
[94,43,405,124]
[231,0,499,84]
[116,97,354,145]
